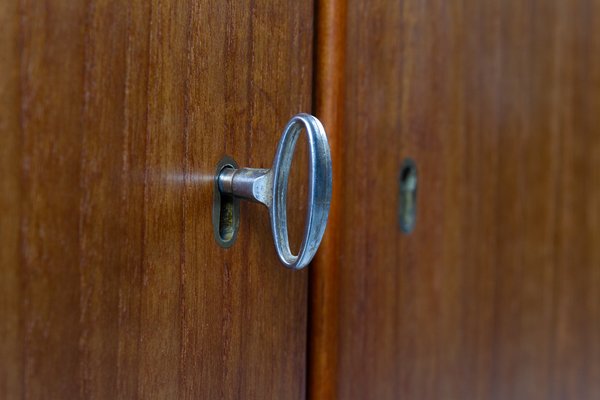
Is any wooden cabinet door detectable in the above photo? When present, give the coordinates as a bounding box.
[308,0,600,399]
[3,1,600,399]
[0,1,313,398]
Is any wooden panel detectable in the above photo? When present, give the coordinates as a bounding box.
[0,0,313,398]
[336,0,600,398]
[308,0,346,398]
[19,1,87,397]
[0,0,22,397]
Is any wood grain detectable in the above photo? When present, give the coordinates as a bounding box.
[0,0,313,398]
[0,0,22,397]
[19,1,87,397]
[308,0,346,399]
[336,0,600,398]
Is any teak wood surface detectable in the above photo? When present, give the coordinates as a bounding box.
[0,0,313,398]
[333,0,600,398]
[2,0,600,399]
[308,0,346,398]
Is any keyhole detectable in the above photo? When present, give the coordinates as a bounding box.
[213,157,240,248]
[398,159,418,233]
